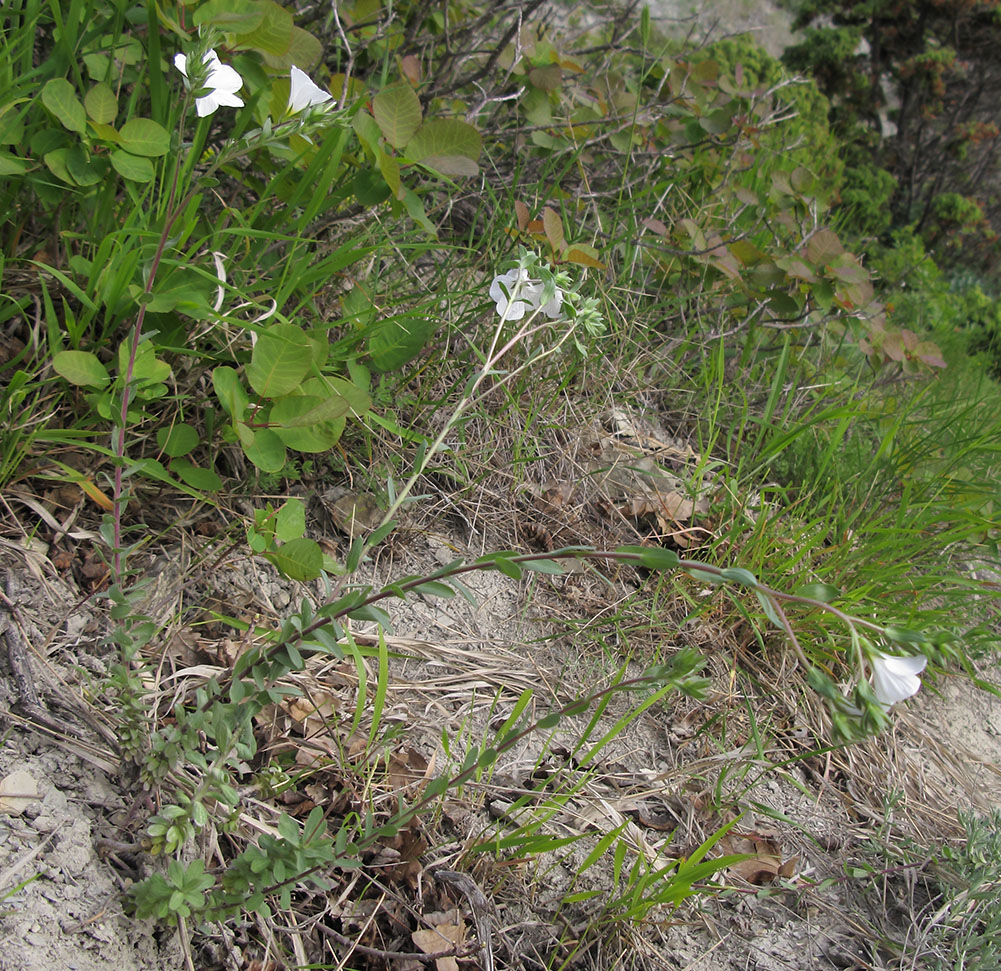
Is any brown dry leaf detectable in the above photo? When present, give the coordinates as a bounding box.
[411,922,465,971]
[285,691,338,725]
[400,54,421,85]
[322,490,383,538]
[387,746,430,790]
[618,492,704,524]
[723,829,796,885]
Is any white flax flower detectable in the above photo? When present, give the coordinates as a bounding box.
[288,66,333,113]
[174,50,244,117]
[869,651,927,709]
[489,268,564,321]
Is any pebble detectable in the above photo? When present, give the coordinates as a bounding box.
[32,814,59,833]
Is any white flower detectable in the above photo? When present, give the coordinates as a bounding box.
[288,65,332,113]
[489,268,532,321]
[489,268,564,321]
[174,50,245,117]
[869,652,927,709]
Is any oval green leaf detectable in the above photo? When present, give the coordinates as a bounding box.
[85,83,118,124]
[418,154,479,177]
[43,148,75,185]
[243,427,286,472]
[0,153,29,175]
[171,459,222,492]
[246,323,312,397]
[119,118,170,157]
[212,366,249,420]
[275,498,306,542]
[65,144,101,186]
[52,350,110,388]
[271,404,345,452]
[266,537,323,581]
[240,1,294,58]
[405,117,481,162]
[156,423,199,458]
[110,149,154,182]
[41,78,86,133]
[372,83,422,149]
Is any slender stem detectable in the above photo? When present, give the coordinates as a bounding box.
[111,94,194,580]
[109,102,330,581]
[375,282,569,532]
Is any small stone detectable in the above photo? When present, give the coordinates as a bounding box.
[0,770,40,816]
[32,814,59,833]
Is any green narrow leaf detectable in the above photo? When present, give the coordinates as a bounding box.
[346,604,392,626]
[755,591,784,629]
[490,556,524,580]
[412,580,455,599]
[617,545,680,571]
[399,186,437,236]
[794,582,841,603]
[522,558,565,575]
[345,537,365,572]
[719,567,757,587]
[367,520,396,546]
[883,627,927,645]
[685,564,725,585]
[41,78,87,133]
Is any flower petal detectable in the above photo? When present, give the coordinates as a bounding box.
[194,95,218,117]
[177,49,244,116]
[540,290,564,318]
[496,297,529,321]
[288,65,333,113]
[869,652,927,709]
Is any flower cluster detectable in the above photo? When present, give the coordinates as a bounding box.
[173,49,332,120]
[489,267,564,322]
